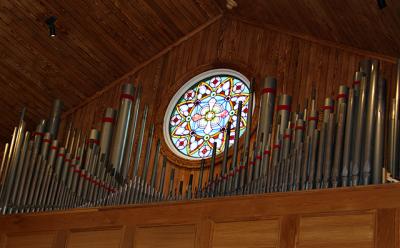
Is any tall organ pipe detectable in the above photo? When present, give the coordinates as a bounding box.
[389,59,400,177]
[352,76,367,186]
[257,77,276,157]
[99,108,116,165]
[341,89,355,187]
[122,86,142,179]
[277,95,292,135]
[48,99,63,139]
[373,78,385,184]
[362,60,379,185]
[110,84,135,179]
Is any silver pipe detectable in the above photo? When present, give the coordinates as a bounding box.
[48,99,63,139]
[322,114,335,188]
[257,77,276,148]
[110,84,135,177]
[293,119,304,190]
[315,122,327,189]
[132,105,149,177]
[332,103,346,187]
[390,59,400,177]
[122,87,142,181]
[307,129,319,189]
[373,77,385,184]
[158,156,167,199]
[141,124,155,184]
[0,143,9,186]
[351,75,367,186]
[277,95,292,135]
[9,132,30,206]
[231,101,242,171]
[341,89,355,187]
[150,139,161,189]
[362,60,379,185]
[99,108,116,166]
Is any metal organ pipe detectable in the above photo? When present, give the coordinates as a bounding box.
[0,59,395,214]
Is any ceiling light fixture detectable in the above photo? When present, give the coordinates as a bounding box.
[45,16,57,37]
[377,0,387,9]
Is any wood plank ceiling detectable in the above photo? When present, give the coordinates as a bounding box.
[2,0,400,145]
[225,0,400,57]
[0,0,222,144]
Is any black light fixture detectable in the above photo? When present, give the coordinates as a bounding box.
[45,16,57,37]
[377,0,387,9]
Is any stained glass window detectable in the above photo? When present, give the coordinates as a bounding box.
[164,69,251,160]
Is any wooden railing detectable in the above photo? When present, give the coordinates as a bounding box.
[1,183,399,247]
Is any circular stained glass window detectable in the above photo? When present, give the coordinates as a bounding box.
[163,69,251,160]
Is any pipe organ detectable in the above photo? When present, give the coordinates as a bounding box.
[0,59,398,215]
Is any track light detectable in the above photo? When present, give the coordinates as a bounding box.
[45,16,57,37]
[377,0,387,9]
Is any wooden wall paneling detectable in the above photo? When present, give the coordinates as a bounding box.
[375,208,397,248]
[66,227,123,248]
[297,211,375,248]
[211,218,280,248]
[1,185,400,247]
[4,231,56,248]
[53,230,68,248]
[279,215,300,248]
[120,225,135,248]
[134,224,196,248]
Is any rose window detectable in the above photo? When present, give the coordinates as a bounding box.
[164,69,251,160]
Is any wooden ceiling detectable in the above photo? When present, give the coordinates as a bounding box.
[2,0,400,145]
[0,0,222,144]
[225,0,400,57]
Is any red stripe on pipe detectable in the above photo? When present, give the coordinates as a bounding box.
[273,144,281,149]
[308,116,318,121]
[295,126,305,130]
[277,105,290,111]
[353,80,361,85]
[336,93,347,99]
[284,134,292,139]
[79,172,86,178]
[50,146,58,150]
[76,156,81,160]
[57,153,65,157]
[33,132,45,136]
[290,123,295,129]
[250,161,255,166]
[102,117,114,123]
[264,150,271,155]
[73,169,81,173]
[321,106,334,111]
[256,155,262,160]
[240,165,246,170]
[261,87,276,95]
[87,139,100,145]
[235,167,240,172]
[43,139,51,143]
[121,93,135,101]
